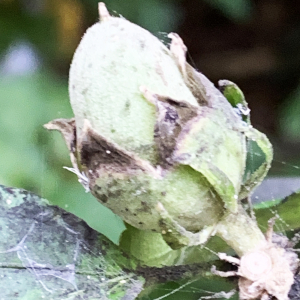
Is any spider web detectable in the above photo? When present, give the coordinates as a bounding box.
[0,185,143,300]
[142,142,300,300]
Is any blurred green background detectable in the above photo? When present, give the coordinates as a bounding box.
[1,0,300,244]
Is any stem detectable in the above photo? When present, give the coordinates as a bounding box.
[215,205,266,257]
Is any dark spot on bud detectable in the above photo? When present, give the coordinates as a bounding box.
[125,100,130,111]
[159,219,165,227]
[139,201,151,213]
[98,194,108,203]
[139,40,145,49]
[164,106,178,124]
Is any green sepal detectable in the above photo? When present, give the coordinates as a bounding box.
[219,80,246,107]
[218,81,273,200]
[239,128,273,200]
[254,190,300,232]
[173,109,246,213]
[219,79,250,123]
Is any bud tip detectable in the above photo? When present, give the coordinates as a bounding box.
[98,2,110,22]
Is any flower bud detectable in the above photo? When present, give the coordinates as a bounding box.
[45,3,272,249]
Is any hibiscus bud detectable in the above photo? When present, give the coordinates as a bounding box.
[45,3,272,250]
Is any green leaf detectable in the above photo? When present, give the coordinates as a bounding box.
[254,190,300,231]
[0,184,143,299]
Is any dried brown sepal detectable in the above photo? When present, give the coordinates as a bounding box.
[78,119,158,176]
[44,118,76,152]
[168,33,187,78]
[168,33,209,106]
[184,65,213,106]
[169,32,244,125]
[44,118,78,170]
[141,87,197,165]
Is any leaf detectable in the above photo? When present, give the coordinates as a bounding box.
[0,184,143,299]
[254,189,300,232]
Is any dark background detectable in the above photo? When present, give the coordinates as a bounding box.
[1,0,300,242]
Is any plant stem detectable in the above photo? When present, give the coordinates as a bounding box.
[215,205,266,256]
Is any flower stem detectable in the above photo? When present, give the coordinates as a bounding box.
[215,205,266,256]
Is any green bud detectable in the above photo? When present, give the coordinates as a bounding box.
[45,3,272,250]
